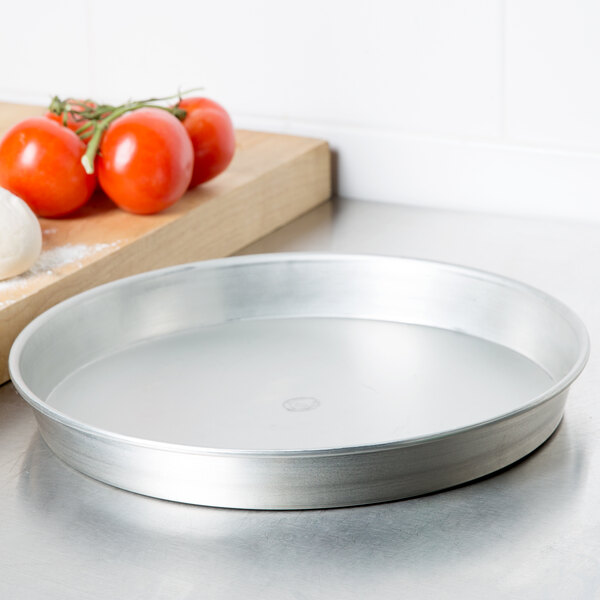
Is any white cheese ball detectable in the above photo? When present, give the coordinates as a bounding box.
[0,187,42,281]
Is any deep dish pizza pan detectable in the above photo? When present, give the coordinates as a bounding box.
[9,254,589,509]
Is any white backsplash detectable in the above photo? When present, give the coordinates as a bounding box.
[1,0,598,221]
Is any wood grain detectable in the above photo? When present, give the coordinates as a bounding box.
[0,103,331,383]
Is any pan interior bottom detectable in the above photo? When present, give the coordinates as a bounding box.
[46,317,553,450]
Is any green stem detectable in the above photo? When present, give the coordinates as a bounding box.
[75,121,94,135]
[131,87,203,106]
[48,95,65,115]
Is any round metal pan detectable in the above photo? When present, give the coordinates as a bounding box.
[9,254,589,509]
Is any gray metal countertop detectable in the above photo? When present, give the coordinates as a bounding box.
[1,198,599,599]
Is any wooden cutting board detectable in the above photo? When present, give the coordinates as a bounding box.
[0,102,331,384]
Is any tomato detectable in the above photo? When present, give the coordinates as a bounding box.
[96,108,193,215]
[177,97,235,187]
[0,117,96,218]
[46,100,97,141]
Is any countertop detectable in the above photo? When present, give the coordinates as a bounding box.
[1,198,599,599]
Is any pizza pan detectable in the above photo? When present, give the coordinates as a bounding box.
[9,254,589,509]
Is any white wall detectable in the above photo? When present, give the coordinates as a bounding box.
[2,0,600,221]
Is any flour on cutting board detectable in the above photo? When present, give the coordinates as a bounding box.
[0,241,121,308]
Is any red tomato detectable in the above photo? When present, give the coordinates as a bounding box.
[45,100,97,140]
[97,108,194,215]
[0,117,96,217]
[177,97,235,187]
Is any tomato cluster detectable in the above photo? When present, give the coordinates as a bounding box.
[0,95,235,217]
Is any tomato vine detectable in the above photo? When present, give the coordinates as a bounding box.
[47,90,199,174]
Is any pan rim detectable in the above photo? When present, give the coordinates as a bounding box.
[9,252,590,457]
